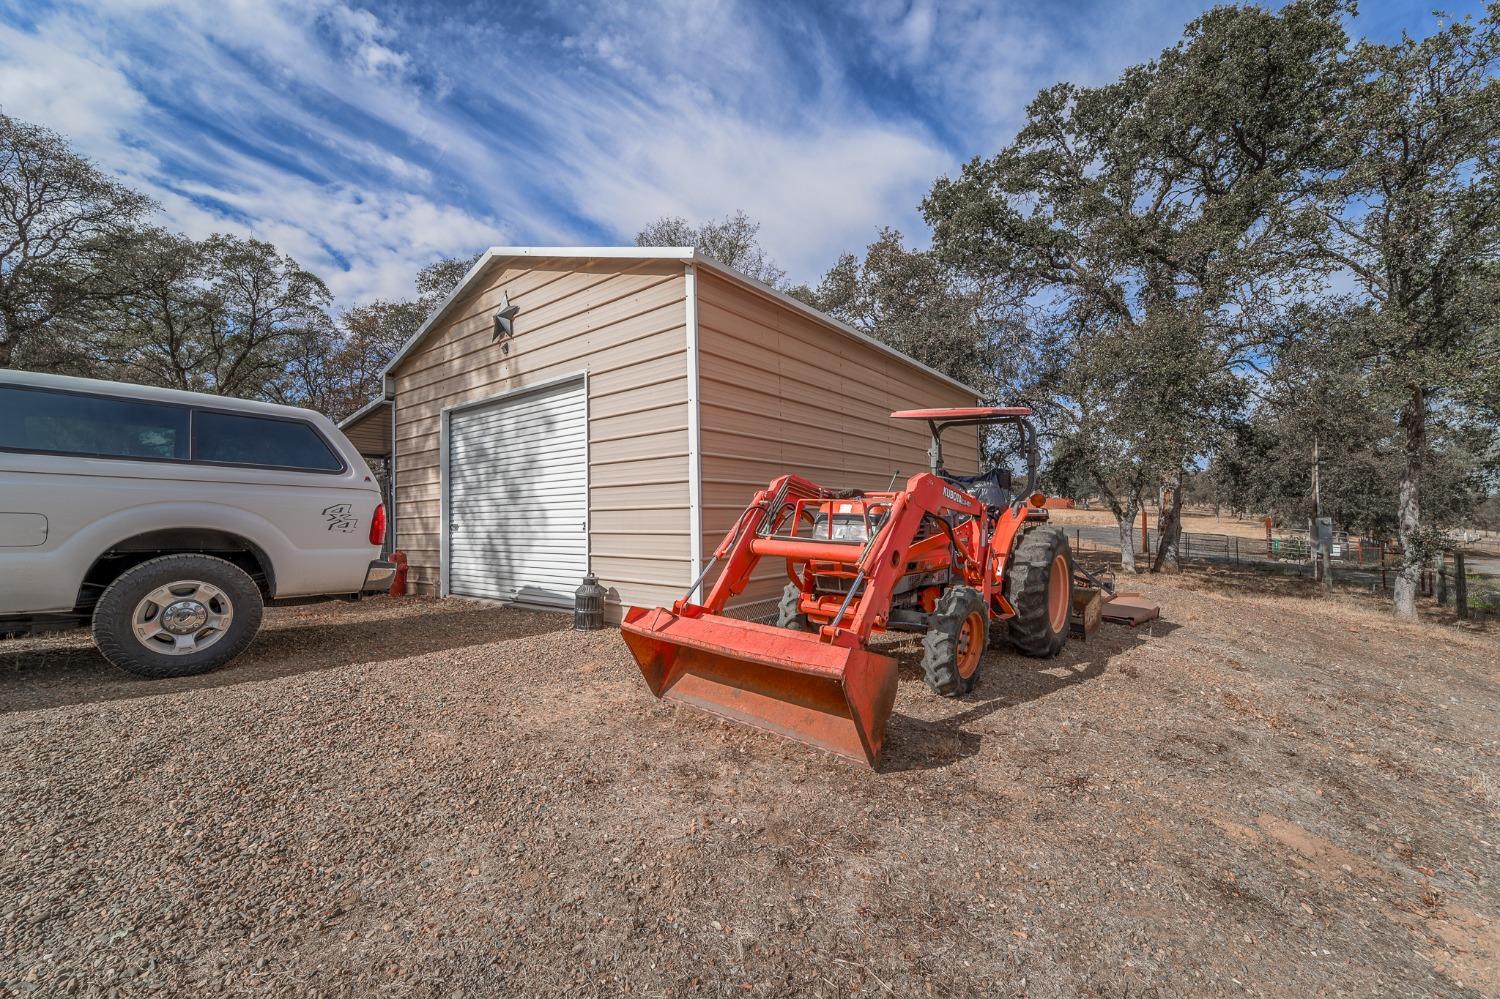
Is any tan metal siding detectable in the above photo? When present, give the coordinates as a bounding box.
[694,270,979,609]
[340,402,391,457]
[391,257,690,608]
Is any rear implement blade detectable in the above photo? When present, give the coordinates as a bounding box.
[621,607,898,767]
[1100,592,1160,626]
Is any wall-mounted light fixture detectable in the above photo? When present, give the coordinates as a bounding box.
[492,290,520,354]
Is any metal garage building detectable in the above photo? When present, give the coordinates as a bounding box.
[341,247,981,617]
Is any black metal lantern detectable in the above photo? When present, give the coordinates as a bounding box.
[573,573,605,630]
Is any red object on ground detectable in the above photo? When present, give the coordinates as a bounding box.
[1042,497,1075,509]
[389,550,408,597]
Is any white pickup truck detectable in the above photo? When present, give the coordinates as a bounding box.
[0,370,394,677]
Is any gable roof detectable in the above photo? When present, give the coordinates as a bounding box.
[377,246,983,398]
[336,394,393,456]
[339,393,391,429]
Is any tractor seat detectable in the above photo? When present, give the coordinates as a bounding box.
[939,468,1012,509]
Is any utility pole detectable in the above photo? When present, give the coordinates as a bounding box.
[1456,551,1469,620]
[1311,437,1319,522]
[1313,437,1332,591]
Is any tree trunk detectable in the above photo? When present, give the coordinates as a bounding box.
[1152,475,1184,573]
[1392,387,1425,620]
[1116,501,1140,574]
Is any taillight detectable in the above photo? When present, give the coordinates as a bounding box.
[369,502,387,545]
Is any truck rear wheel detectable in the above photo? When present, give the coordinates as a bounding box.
[1006,526,1073,657]
[93,554,263,678]
[920,585,987,697]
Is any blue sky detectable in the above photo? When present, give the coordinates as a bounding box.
[0,0,1481,306]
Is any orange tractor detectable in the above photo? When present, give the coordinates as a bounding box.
[620,406,1089,767]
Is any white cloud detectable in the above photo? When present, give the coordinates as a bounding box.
[320,3,412,79]
[847,0,1210,139]
[478,0,947,277]
[0,20,150,168]
[165,156,507,303]
[487,0,1211,276]
[560,103,946,278]
[0,0,507,306]
[0,0,1229,302]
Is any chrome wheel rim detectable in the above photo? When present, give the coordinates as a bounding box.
[131,580,233,656]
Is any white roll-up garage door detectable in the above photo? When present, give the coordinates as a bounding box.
[445,378,588,606]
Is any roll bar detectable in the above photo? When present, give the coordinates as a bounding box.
[889,407,1040,499]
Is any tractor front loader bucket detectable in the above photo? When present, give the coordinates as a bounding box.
[621,606,898,767]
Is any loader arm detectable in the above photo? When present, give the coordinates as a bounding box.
[828,473,988,643]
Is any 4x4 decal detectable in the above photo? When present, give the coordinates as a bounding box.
[322,503,358,532]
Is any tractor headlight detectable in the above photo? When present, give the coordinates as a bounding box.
[831,517,867,541]
[810,513,881,542]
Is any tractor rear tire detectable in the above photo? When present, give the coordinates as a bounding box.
[920,585,987,698]
[775,583,808,630]
[1006,526,1073,657]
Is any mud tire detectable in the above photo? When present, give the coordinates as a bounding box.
[93,554,263,678]
[775,582,808,631]
[1006,526,1073,657]
[920,585,987,698]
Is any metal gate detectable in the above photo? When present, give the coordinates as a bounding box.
[444,378,588,606]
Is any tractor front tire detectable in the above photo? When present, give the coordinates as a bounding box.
[1006,526,1073,657]
[920,585,987,698]
[775,582,809,630]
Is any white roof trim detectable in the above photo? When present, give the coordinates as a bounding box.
[379,246,983,399]
[482,246,694,260]
[337,393,392,430]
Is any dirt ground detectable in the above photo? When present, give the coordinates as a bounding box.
[2,572,1497,998]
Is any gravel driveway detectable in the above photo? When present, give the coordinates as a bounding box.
[1,578,1496,997]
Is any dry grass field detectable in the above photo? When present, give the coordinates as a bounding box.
[1048,505,1500,560]
[1047,506,1275,542]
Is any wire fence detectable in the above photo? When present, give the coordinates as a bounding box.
[1065,525,1498,618]
[1072,527,1403,567]
[1066,527,1313,566]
